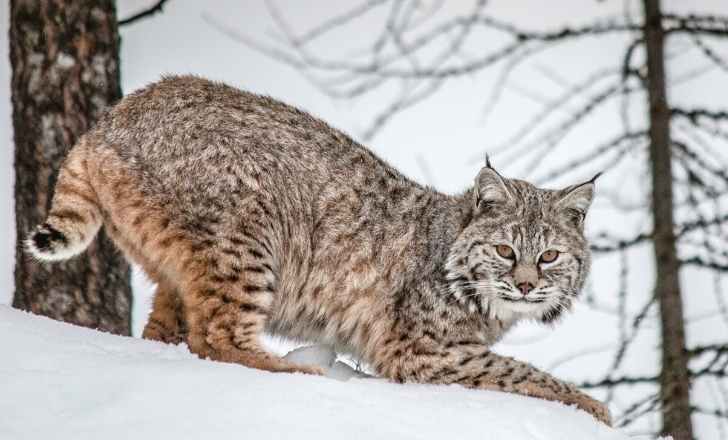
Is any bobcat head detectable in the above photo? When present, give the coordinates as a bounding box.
[446,161,597,324]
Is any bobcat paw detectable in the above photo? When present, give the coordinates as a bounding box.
[297,365,327,376]
[142,321,185,345]
[571,392,612,426]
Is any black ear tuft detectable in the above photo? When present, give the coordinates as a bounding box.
[587,171,603,184]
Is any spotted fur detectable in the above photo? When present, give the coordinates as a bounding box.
[27,75,610,425]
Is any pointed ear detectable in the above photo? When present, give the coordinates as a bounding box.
[474,165,512,209]
[556,174,599,226]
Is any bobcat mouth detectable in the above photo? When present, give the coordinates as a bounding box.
[499,295,545,304]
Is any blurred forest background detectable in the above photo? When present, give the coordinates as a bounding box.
[2,1,728,439]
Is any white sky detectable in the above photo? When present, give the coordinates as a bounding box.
[1,1,727,437]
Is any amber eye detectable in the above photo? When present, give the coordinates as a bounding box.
[495,244,515,259]
[540,250,560,264]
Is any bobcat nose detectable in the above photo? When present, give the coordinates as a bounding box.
[517,282,534,296]
[513,263,538,297]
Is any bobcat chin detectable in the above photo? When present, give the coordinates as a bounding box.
[28,75,611,426]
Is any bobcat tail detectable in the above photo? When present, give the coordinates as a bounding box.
[26,139,103,262]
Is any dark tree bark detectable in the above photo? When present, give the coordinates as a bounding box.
[642,0,694,438]
[10,0,132,335]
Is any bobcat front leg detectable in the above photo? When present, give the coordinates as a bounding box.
[378,342,611,426]
[142,280,186,344]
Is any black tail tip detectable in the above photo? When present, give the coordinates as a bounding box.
[30,223,67,253]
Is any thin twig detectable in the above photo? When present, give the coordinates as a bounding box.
[119,0,170,26]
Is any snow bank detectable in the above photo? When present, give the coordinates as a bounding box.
[0,306,632,440]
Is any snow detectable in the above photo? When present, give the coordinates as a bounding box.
[0,305,636,440]
[282,345,370,381]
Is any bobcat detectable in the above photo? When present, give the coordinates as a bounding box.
[28,75,610,425]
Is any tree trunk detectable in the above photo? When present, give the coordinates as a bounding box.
[642,0,694,438]
[10,0,132,335]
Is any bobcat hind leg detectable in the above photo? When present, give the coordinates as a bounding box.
[179,232,323,375]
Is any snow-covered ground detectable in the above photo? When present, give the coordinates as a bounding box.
[0,306,642,440]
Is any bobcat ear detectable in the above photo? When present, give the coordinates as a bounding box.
[474,157,512,209]
[556,173,599,226]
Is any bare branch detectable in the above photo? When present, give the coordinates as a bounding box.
[691,35,728,73]
[591,210,728,254]
[616,393,661,428]
[681,257,728,272]
[591,230,651,253]
[580,374,657,389]
[601,293,656,388]
[673,107,728,123]
[663,13,728,37]
[535,130,646,185]
[119,0,170,26]
[294,0,390,45]
[581,369,727,389]
[692,406,728,420]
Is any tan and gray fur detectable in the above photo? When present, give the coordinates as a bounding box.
[27,75,610,424]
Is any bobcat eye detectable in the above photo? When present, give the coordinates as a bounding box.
[539,250,560,264]
[495,244,515,260]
